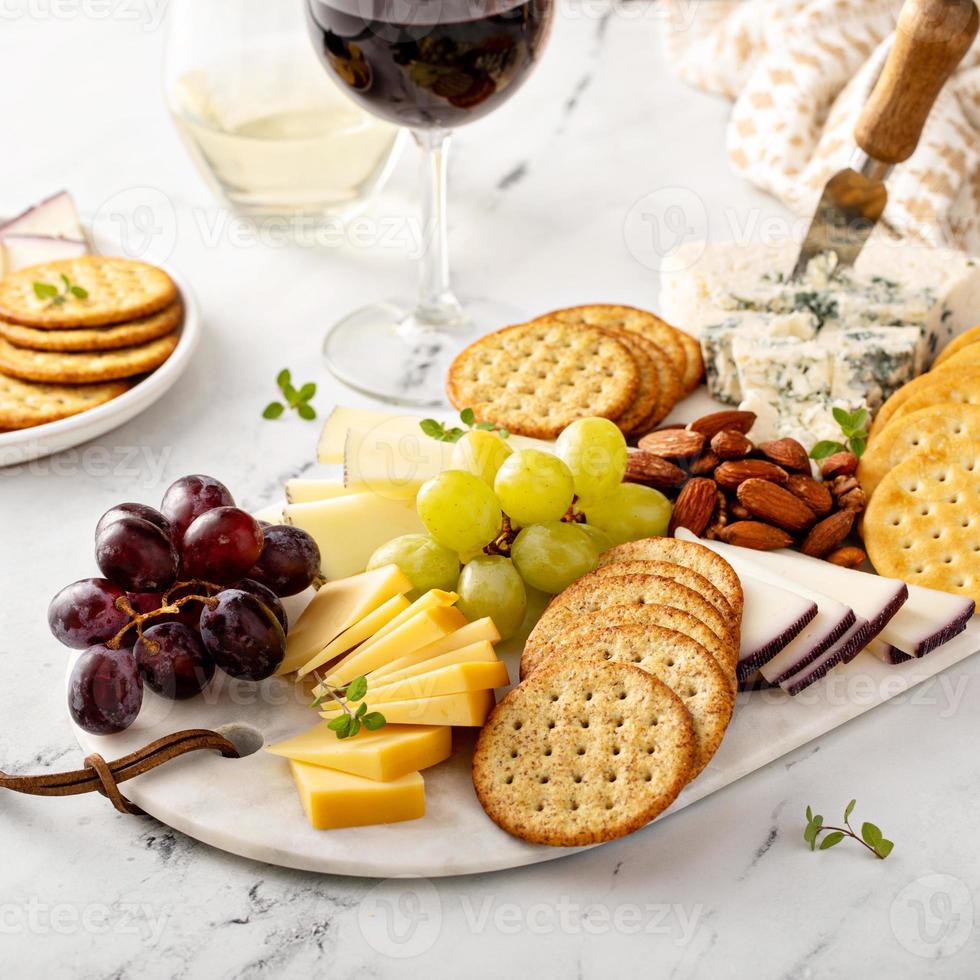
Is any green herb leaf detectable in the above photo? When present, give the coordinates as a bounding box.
[804,816,823,849]
[810,440,846,460]
[69,285,89,299]
[861,822,882,848]
[328,714,352,738]
[420,418,445,439]
[266,369,317,422]
[348,718,361,738]
[820,832,845,850]
[844,799,856,822]
[473,421,495,431]
[362,711,387,731]
[263,402,285,420]
[276,369,292,390]
[346,676,368,703]
[850,408,869,433]
[60,273,71,289]
[877,838,895,858]
[806,805,813,823]
[33,282,59,300]
[283,383,300,407]
[297,403,317,421]
[832,406,853,431]
[460,407,476,426]
[297,382,316,403]
[849,436,867,458]
[355,701,368,719]
[498,427,510,439]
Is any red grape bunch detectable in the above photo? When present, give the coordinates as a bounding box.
[50,475,320,736]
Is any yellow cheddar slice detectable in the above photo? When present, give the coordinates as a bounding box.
[267,723,451,782]
[353,661,510,703]
[322,689,495,727]
[285,479,363,504]
[344,426,450,496]
[278,565,412,675]
[285,493,426,581]
[317,606,468,687]
[369,618,501,680]
[288,593,411,678]
[252,503,285,524]
[371,640,498,686]
[289,760,425,829]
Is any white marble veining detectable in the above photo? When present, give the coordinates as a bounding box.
[1,5,979,978]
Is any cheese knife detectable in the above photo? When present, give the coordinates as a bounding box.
[791,0,978,280]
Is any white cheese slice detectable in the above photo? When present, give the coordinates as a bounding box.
[0,190,85,241]
[736,574,817,679]
[2,235,87,273]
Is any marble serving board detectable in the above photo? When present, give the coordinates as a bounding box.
[67,587,980,879]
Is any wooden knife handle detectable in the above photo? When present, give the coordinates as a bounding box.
[854,0,978,164]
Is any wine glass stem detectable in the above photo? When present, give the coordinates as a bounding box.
[413,128,463,326]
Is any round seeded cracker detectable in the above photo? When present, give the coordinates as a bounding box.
[933,324,980,368]
[446,321,639,439]
[0,257,177,328]
[0,371,128,429]
[543,625,734,778]
[472,660,696,847]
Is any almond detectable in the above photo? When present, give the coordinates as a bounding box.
[758,438,811,473]
[710,430,753,460]
[668,477,718,537]
[820,451,859,479]
[624,449,687,489]
[689,450,721,476]
[718,521,794,551]
[714,459,788,491]
[687,410,756,440]
[737,479,817,532]
[784,474,833,517]
[800,510,855,557]
[637,428,706,460]
[826,545,867,569]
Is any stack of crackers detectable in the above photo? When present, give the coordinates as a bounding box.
[0,257,181,431]
[447,305,704,440]
[859,326,980,604]
[472,538,740,847]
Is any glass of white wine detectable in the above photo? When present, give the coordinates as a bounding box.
[163,0,403,220]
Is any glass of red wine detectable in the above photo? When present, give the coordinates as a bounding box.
[305,0,555,405]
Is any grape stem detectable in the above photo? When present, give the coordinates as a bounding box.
[106,580,224,652]
[484,514,515,557]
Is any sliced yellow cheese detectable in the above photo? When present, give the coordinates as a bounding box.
[318,407,425,464]
[285,493,426,581]
[267,722,451,782]
[354,660,510,703]
[372,640,498,686]
[252,503,285,524]
[285,479,362,504]
[345,426,451,495]
[290,593,411,679]
[278,565,412,675]
[289,760,425,829]
[322,689,496,727]
[369,618,501,681]
[319,606,468,687]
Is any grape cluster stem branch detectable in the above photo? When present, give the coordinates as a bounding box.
[107,581,223,652]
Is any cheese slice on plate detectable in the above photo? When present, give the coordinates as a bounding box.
[267,723,451,782]
[278,565,412,675]
[285,479,362,504]
[371,640,498,686]
[289,760,425,829]
[318,606,468,687]
[285,493,426,581]
[353,660,510,703]
[369,618,501,681]
[284,593,411,677]
[318,407,426,464]
[323,689,495,727]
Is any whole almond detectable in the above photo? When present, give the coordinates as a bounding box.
[800,510,855,557]
[687,410,756,440]
[710,430,753,460]
[820,451,859,479]
[718,521,794,551]
[784,474,833,517]
[826,545,867,569]
[715,459,788,491]
[668,477,718,537]
[637,428,706,460]
[758,438,811,473]
[737,479,817,532]
[624,449,687,489]
[689,450,721,476]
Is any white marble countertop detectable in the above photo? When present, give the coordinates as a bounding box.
[1,5,978,977]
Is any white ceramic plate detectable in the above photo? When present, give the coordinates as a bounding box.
[0,246,200,468]
[65,583,980,879]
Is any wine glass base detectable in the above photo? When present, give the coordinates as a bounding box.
[322,298,524,407]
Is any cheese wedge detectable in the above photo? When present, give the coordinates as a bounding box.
[267,723,451,782]
[278,565,412,675]
[289,760,425,829]
[252,503,285,525]
[319,606,468,687]
[369,617,501,680]
[299,589,458,679]
[285,593,410,678]
[319,407,425,464]
[344,426,451,495]
[285,493,426,581]
[372,640,498,686]
[351,661,510,703]
[323,689,496,727]
[285,479,362,504]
